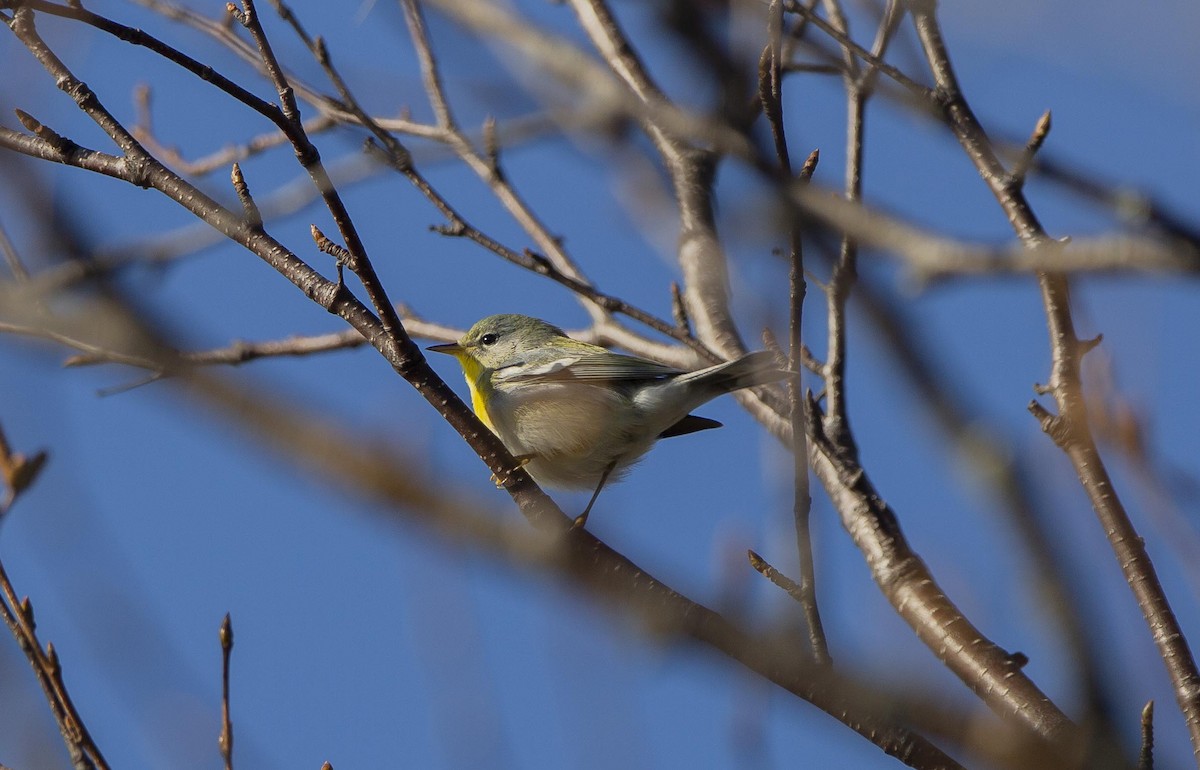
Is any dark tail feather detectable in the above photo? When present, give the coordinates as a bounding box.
[660,414,723,439]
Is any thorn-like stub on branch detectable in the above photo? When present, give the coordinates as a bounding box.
[1032,381,1051,396]
[310,224,349,261]
[1078,333,1103,357]
[14,109,75,156]
[799,148,820,181]
[1032,110,1052,145]
[220,612,234,651]
[225,3,248,26]
[1139,700,1155,770]
[310,225,355,292]
[1007,650,1029,669]
[1027,399,1052,422]
[14,109,40,133]
[1028,400,1072,446]
[1009,110,1053,187]
[20,596,34,628]
[746,549,806,603]
[230,163,263,230]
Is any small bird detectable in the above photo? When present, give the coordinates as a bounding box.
[428,314,788,528]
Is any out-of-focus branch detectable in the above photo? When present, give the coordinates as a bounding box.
[789,183,1200,278]
[131,81,338,178]
[1031,155,1200,251]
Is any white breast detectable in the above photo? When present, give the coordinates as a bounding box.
[488,381,655,489]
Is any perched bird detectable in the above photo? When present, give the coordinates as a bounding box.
[429,314,788,528]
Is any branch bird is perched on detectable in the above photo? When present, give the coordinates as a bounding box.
[429,314,789,528]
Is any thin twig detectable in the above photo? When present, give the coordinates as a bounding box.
[759,0,828,664]
[1009,109,1052,189]
[219,613,234,770]
[0,419,106,770]
[747,549,808,605]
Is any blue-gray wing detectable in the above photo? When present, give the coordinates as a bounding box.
[494,352,683,384]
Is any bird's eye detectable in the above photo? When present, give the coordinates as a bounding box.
[479,333,499,347]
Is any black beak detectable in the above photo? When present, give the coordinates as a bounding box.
[427,342,463,355]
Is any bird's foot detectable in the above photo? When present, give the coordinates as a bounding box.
[491,453,535,488]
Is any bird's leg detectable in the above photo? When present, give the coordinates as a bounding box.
[572,461,617,530]
[491,453,536,488]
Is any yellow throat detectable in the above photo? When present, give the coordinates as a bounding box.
[454,352,496,432]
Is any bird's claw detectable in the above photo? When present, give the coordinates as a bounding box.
[490,454,535,488]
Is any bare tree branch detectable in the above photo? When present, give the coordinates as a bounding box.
[907,1,1200,758]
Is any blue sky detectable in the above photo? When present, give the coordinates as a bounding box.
[1,1,1198,768]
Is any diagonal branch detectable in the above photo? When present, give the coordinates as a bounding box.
[805,395,1084,754]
